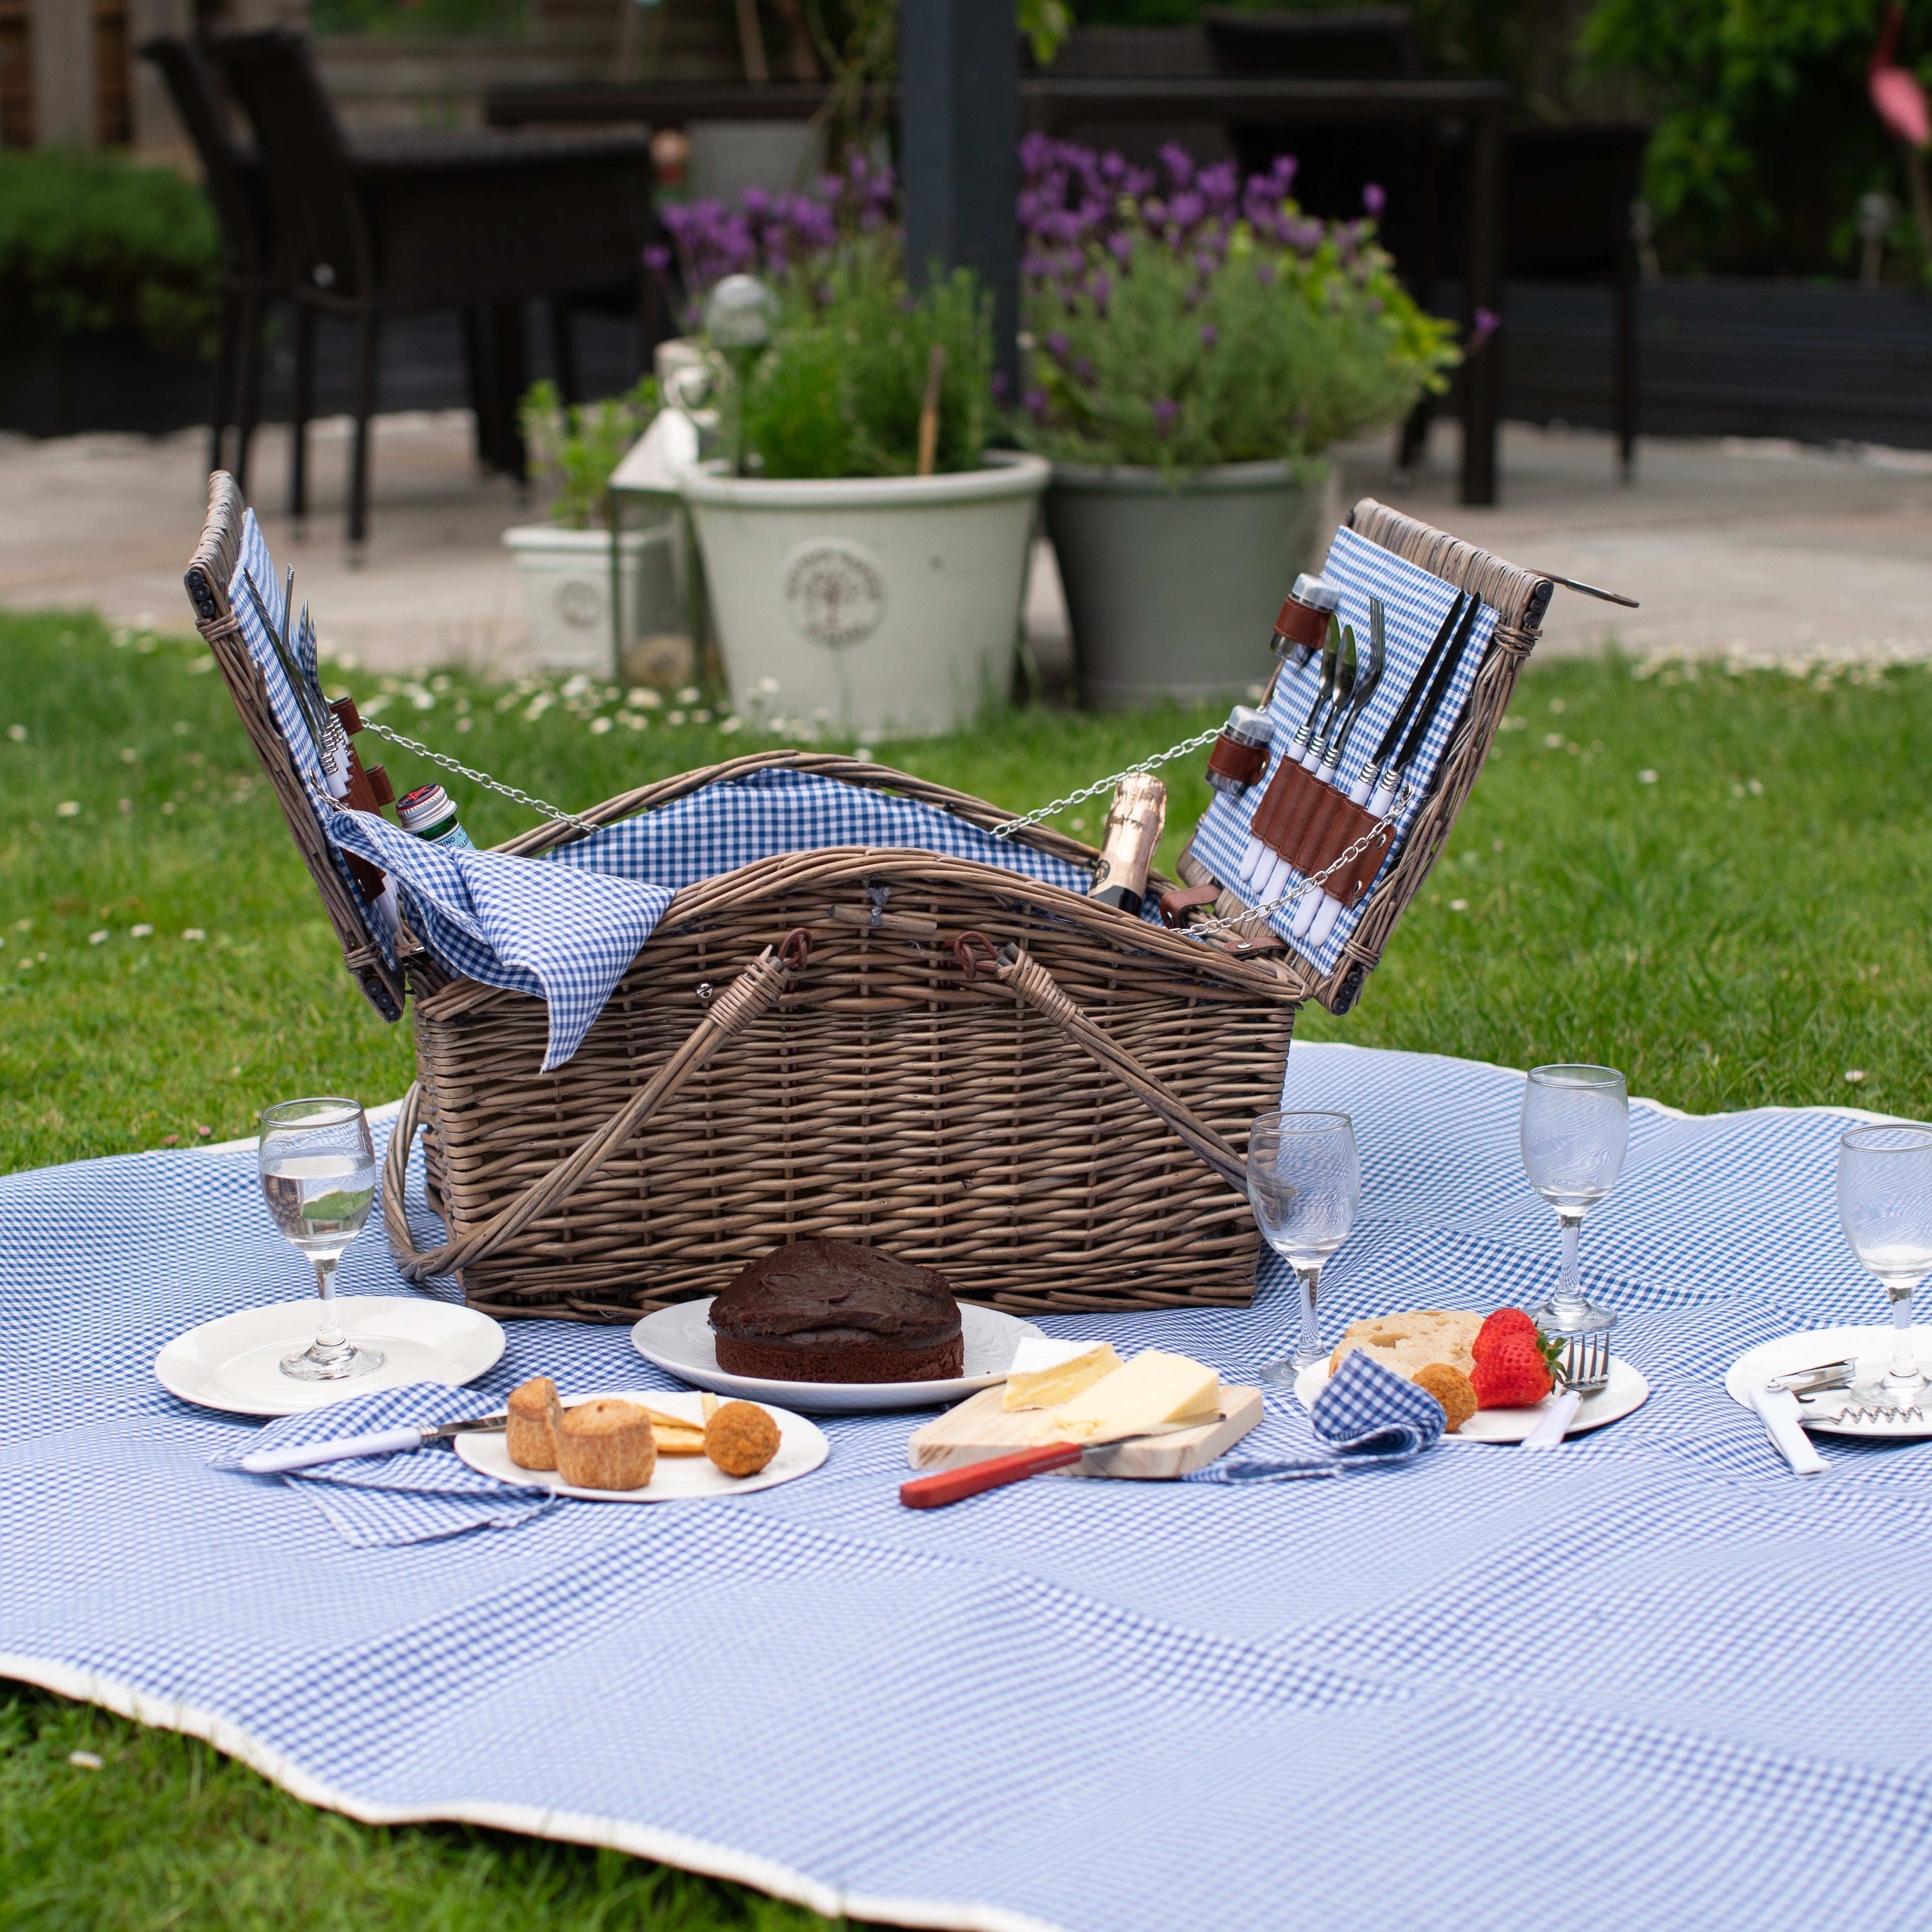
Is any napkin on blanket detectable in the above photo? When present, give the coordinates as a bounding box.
[1187,1350,1448,1483]
[208,1382,556,1546]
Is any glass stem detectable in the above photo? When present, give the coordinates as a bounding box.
[311,1254,347,1359]
[1553,1212,1585,1315]
[1888,1279,1918,1381]
[1295,1263,1322,1366]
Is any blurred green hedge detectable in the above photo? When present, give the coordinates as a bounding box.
[0,149,221,356]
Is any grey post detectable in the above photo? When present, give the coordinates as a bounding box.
[899,0,1021,402]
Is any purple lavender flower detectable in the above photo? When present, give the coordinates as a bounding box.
[1153,397,1179,436]
[1198,161,1239,211]
[1090,270,1111,311]
[1362,183,1386,218]
[643,243,671,273]
[1045,331,1069,361]
[1469,307,1501,352]
[1108,232,1134,267]
[1158,143,1195,189]
[1200,322,1218,348]
[1254,259,1276,287]
[1170,191,1204,231]
[1074,355,1095,382]
[1025,388,1049,422]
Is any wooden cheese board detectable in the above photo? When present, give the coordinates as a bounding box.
[907,1382,1265,1480]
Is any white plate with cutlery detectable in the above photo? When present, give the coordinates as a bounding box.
[1727,1326,1932,1440]
[1293,1356,1649,1441]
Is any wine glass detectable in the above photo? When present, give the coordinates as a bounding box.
[259,1097,383,1383]
[1520,1064,1628,1389]
[1837,1124,1932,1395]
[1249,1110,1361,1383]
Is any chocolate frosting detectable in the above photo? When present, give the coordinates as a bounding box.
[709,1239,961,1353]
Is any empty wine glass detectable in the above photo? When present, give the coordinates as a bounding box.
[1520,1064,1628,1390]
[1837,1124,1932,1395]
[1249,1110,1361,1383]
[260,1097,383,1383]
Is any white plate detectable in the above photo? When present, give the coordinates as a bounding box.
[1726,1325,1932,1439]
[454,1388,826,1501]
[154,1295,505,1417]
[630,1299,1043,1413]
[1292,1355,1650,1442]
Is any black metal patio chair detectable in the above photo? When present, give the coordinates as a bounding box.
[140,35,290,499]
[210,30,654,551]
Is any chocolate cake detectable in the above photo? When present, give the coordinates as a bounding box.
[708,1239,964,1384]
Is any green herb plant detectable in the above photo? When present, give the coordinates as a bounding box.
[518,376,658,530]
[737,245,994,481]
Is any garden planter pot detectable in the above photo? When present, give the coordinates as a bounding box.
[679,452,1050,737]
[502,524,671,676]
[1044,458,1336,709]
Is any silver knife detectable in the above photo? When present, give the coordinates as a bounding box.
[239,1411,508,1475]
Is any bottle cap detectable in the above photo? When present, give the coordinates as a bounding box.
[1291,574,1342,612]
[396,783,455,833]
[1223,704,1273,748]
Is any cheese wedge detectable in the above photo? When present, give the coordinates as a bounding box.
[1032,1350,1220,1445]
[1001,1338,1123,1412]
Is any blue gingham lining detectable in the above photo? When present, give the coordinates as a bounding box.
[225,513,670,1070]
[7,1043,1932,1932]
[225,515,1153,1072]
[1190,524,1499,972]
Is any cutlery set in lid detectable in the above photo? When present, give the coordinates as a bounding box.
[1183,524,1501,975]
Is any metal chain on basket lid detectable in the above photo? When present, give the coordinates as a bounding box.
[355,719,595,832]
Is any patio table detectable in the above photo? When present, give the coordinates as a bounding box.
[3,1040,1927,1932]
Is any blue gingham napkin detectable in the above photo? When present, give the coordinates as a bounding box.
[208,1382,556,1547]
[1188,1349,1448,1482]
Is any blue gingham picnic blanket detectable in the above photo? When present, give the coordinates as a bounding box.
[5,1042,1931,1932]
[225,513,1139,1071]
[1191,525,1499,973]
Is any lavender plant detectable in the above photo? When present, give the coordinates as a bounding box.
[1011,137,1458,478]
[648,158,992,482]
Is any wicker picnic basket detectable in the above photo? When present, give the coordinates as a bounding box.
[181,474,1552,1323]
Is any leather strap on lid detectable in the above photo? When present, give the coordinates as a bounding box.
[1206,735,1269,788]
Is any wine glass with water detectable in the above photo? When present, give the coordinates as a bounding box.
[259,1097,383,1383]
[1520,1065,1628,1389]
[1249,1110,1361,1383]
[1837,1124,1932,1396]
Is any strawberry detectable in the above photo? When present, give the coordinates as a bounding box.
[1470,1332,1556,1410]
[1472,1307,1537,1365]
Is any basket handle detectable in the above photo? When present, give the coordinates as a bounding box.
[383,931,810,1282]
[951,933,1250,1197]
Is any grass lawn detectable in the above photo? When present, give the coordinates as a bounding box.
[2,603,1929,1924]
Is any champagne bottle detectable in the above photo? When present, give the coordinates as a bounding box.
[1088,773,1167,918]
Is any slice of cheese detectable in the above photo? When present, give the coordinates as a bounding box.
[1032,1350,1221,1445]
[1001,1338,1123,1412]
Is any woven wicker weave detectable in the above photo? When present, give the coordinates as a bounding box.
[180,475,1552,1323]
